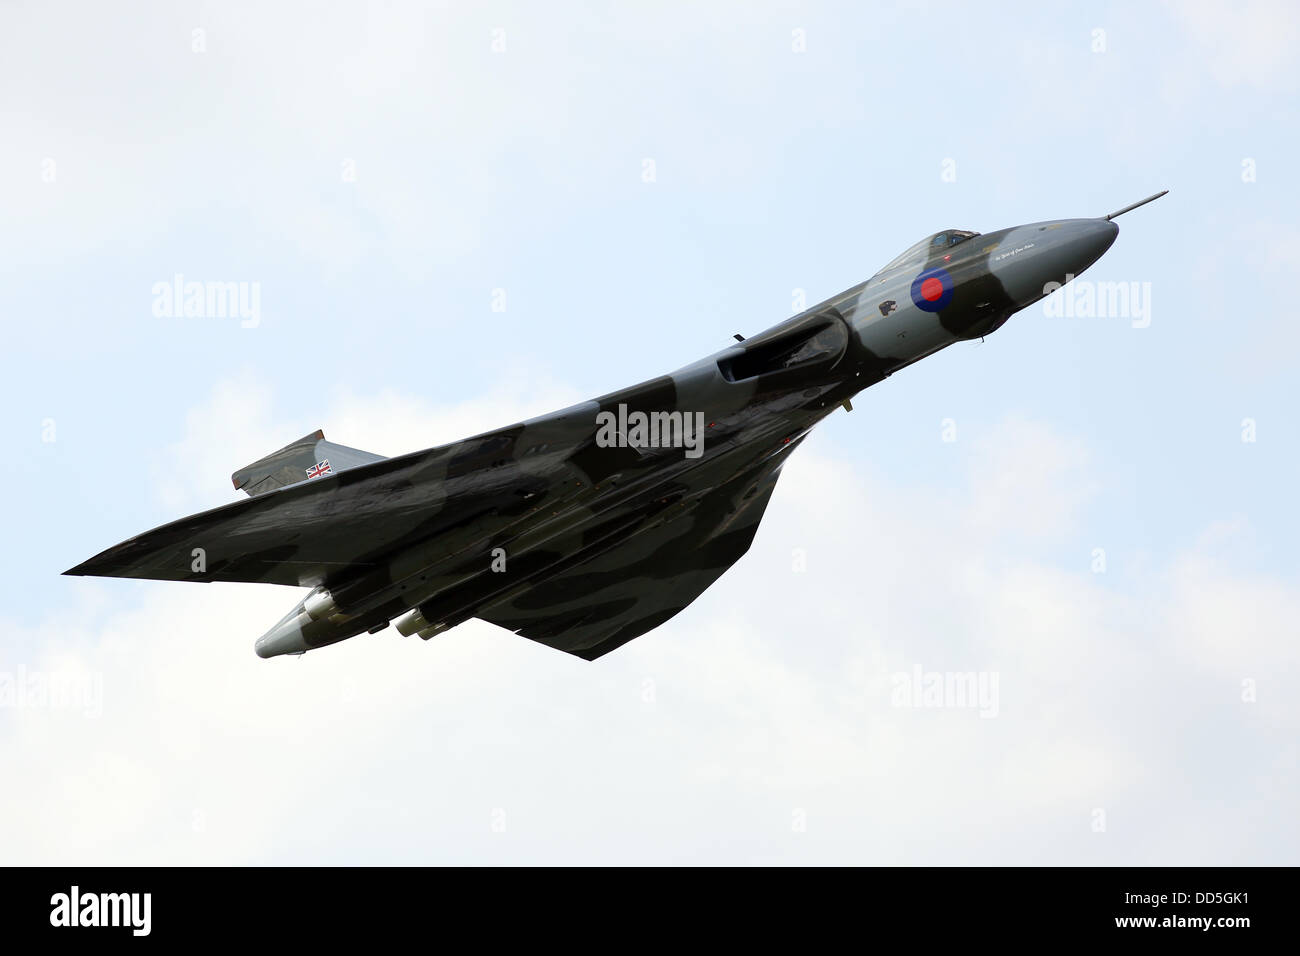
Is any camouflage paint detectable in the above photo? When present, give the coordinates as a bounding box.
[66,211,1126,660]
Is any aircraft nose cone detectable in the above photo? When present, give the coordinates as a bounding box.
[1073,218,1120,266]
[994,218,1119,308]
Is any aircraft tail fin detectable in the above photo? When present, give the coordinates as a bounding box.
[232,429,387,497]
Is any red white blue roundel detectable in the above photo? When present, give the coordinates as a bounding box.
[910,267,954,312]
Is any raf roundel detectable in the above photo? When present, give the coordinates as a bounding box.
[910,267,954,312]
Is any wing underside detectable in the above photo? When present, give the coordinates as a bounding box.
[476,460,785,660]
[67,394,796,660]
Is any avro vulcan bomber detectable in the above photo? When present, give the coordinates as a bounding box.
[67,193,1166,660]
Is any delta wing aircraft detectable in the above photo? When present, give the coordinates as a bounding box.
[68,193,1166,660]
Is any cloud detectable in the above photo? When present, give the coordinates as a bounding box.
[4,378,1295,864]
[149,367,584,514]
[964,416,1096,539]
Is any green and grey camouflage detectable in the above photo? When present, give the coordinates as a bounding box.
[66,194,1164,660]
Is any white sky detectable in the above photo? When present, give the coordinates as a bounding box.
[1,1,1297,864]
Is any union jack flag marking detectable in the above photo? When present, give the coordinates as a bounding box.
[305,459,332,480]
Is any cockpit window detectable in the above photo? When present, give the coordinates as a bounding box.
[874,228,981,278]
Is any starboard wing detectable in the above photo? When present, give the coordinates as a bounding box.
[476,460,786,660]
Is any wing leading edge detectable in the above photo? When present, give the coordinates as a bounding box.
[63,428,516,586]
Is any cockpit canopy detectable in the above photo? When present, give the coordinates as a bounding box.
[873,229,980,278]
